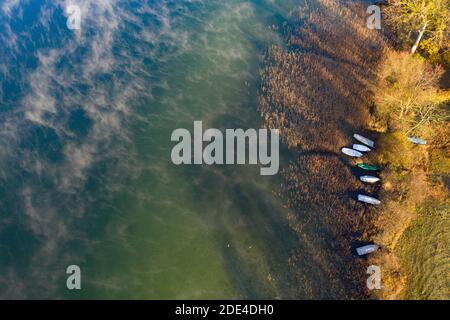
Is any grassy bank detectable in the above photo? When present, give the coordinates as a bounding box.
[365,0,449,297]
[368,49,449,299]
[395,201,449,299]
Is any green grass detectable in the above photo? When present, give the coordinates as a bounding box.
[429,149,450,176]
[395,201,450,299]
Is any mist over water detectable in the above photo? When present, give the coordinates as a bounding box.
[0,0,344,299]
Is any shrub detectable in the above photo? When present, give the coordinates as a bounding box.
[429,148,450,176]
[374,50,447,138]
[369,132,415,170]
[383,0,449,65]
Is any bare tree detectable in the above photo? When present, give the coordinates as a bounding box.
[384,0,449,56]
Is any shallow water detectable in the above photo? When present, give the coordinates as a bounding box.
[0,0,345,299]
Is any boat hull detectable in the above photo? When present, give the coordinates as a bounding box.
[356,244,379,256]
[358,194,381,205]
[341,147,363,157]
[359,175,380,183]
[353,144,371,152]
[408,136,427,145]
[356,163,379,171]
[353,134,374,147]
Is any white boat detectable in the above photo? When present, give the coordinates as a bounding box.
[341,148,363,157]
[359,175,380,183]
[353,144,371,152]
[353,134,374,148]
[356,244,379,256]
[407,136,427,145]
[358,194,381,205]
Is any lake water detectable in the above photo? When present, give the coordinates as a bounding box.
[0,0,345,299]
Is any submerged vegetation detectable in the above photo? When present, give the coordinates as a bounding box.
[259,0,449,299]
[260,0,387,298]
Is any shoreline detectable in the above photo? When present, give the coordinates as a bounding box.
[259,0,449,299]
[259,0,387,298]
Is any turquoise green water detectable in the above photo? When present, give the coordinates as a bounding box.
[0,0,319,299]
[77,1,298,299]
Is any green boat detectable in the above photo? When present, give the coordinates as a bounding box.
[357,163,380,171]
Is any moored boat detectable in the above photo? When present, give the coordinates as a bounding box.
[358,194,381,205]
[356,163,380,171]
[407,136,427,145]
[356,244,379,256]
[353,144,371,152]
[359,175,380,183]
[353,134,375,147]
[341,147,363,157]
